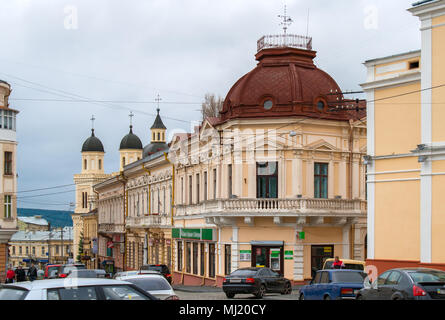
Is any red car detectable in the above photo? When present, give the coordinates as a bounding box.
[57,264,86,278]
[44,264,61,279]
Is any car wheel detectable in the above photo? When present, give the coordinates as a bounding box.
[299,293,305,300]
[356,294,363,300]
[324,295,331,300]
[255,285,266,299]
[281,283,292,295]
[225,292,235,299]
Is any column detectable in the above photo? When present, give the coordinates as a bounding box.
[293,225,304,282]
[231,227,239,272]
[247,163,256,198]
[339,155,348,199]
[328,159,334,199]
[306,159,314,198]
[352,154,360,199]
[342,225,350,259]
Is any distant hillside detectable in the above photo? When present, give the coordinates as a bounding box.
[17,208,73,228]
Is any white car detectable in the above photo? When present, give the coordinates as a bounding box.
[114,274,178,300]
[0,278,158,300]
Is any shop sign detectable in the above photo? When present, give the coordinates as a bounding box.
[239,250,251,262]
[172,228,215,241]
[270,249,281,258]
[285,250,293,260]
[296,231,305,240]
[324,247,332,253]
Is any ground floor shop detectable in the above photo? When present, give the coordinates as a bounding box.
[126,228,173,271]
[98,233,124,273]
[172,217,367,286]
[0,243,7,282]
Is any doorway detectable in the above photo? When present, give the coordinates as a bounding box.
[251,246,284,274]
[311,245,334,277]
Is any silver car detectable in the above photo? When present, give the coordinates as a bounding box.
[0,278,158,300]
[114,274,178,300]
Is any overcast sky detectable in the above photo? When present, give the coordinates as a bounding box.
[0,0,420,211]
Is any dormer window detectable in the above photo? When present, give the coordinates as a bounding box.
[317,101,325,111]
[263,100,273,110]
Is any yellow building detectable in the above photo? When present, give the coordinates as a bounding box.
[80,209,98,269]
[361,0,445,272]
[9,227,73,269]
[17,216,49,232]
[170,32,367,286]
[0,80,18,282]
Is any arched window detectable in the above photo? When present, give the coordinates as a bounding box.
[153,132,155,141]
[157,132,160,141]
[98,159,102,170]
[84,159,87,170]
[162,132,165,141]
[122,157,126,167]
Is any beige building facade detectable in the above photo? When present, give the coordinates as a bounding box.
[170,34,367,286]
[362,0,445,272]
[0,80,18,282]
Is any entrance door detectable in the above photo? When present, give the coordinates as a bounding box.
[252,246,284,274]
[311,245,334,277]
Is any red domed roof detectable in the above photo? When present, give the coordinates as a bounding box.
[219,46,365,122]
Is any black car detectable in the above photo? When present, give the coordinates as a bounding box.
[357,268,445,300]
[140,265,172,284]
[222,267,292,299]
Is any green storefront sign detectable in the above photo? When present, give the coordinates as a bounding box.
[172,228,215,241]
[285,250,293,260]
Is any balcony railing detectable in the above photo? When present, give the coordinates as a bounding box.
[257,34,313,52]
[98,223,125,234]
[175,198,366,217]
[126,215,172,229]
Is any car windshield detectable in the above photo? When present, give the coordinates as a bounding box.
[408,270,445,283]
[0,288,28,300]
[102,285,151,300]
[230,269,258,277]
[331,272,367,283]
[68,270,97,278]
[324,261,333,269]
[126,278,172,291]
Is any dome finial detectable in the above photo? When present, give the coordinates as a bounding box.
[90,115,96,136]
[155,94,162,114]
[129,111,134,133]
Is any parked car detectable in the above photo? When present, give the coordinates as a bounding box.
[66,269,107,279]
[114,274,178,300]
[57,264,86,278]
[113,270,140,279]
[356,268,445,300]
[0,278,158,300]
[222,267,292,299]
[323,259,366,271]
[140,264,172,284]
[299,269,367,300]
[44,264,61,279]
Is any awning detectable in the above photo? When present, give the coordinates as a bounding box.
[38,259,49,263]
[250,241,284,247]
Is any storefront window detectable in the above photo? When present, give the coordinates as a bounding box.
[177,241,183,272]
[225,245,231,275]
[208,243,216,278]
[193,243,198,275]
[200,243,205,276]
[185,242,191,273]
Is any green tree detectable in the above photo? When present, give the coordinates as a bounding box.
[77,232,84,262]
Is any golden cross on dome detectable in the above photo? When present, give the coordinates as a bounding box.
[278,4,293,35]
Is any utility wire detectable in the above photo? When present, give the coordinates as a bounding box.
[16,183,76,194]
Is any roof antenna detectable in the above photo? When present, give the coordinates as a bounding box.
[306,8,310,38]
[278,4,293,36]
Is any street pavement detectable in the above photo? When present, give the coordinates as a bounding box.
[173,285,301,300]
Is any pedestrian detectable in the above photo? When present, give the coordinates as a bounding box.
[332,256,345,269]
[5,266,15,284]
[28,263,38,281]
[15,265,26,282]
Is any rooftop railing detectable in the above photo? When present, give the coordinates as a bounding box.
[257,34,313,52]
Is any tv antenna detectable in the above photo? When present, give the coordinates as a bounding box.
[278,4,293,35]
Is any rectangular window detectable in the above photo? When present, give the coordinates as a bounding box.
[314,163,328,199]
[193,242,198,275]
[12,246,15,255]
[4,152,12,175]
[181,177,184,204]
[4,195,11,218]
[213,169,217,199]
[200,243,205,276]
[42,247,45,255]
[228,164,232,197]
[208,243,216,278]
[167,245,171,269]
[26,247,29,255]
[19,246,22,255]
[56,246,59,255]
[185,242,191,273]
[32,247,36,255]
[189,176,192,205]
[177,241,183,272]
[225,245,231,275]
[256,162,278,199]
[204,172,207,201]
[196,173,200,203]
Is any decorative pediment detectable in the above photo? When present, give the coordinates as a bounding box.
[306,139,338,152]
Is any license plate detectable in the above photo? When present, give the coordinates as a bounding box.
[437,289,445,295]
[230,279,241,283]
